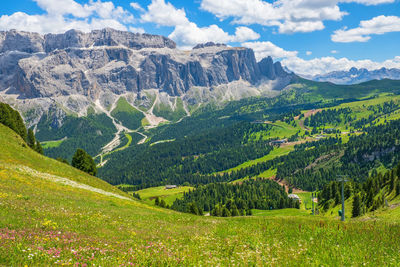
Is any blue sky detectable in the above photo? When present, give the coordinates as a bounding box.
[1,0,399,76]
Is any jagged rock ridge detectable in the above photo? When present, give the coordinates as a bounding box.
[0,28,293,128]
[313,67,400,85]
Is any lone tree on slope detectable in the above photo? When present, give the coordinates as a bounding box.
[72,148,97,176]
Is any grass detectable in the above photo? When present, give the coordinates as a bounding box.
[111,97,145,130]
[1,123,400,265]
[249,121,302,141]
[252,208,310,217]
[222,145,294,174]
[41,139,65,149]
[300,93,400,132]
[153,97,187,122]
[136,186,193,206]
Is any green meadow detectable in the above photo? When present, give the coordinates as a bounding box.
[136,185,194,206]
[1,120,400,265]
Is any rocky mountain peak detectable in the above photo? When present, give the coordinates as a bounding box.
[313,67,400,85]
[0,29,294,127]
[193,42,227,49]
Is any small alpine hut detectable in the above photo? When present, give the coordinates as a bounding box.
[288,194,301,203]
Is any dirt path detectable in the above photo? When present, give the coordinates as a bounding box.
[295,109,322,131]
[1,163,131,201]
[267,176,307,193]
[94,99,132,155]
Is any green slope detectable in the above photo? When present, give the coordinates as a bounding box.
[111,97,145,130]
[1,123,400,265]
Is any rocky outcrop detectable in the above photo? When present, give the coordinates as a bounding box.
[0,29,293,126]
[0,30,44,53]
[44,28,176,52]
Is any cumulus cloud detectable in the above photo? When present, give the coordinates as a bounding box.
[241,41,298,60]
[140,0,260,48]
[242,40,400,77]
[130,2,144,12]
[141,0,188,27]
[332,15,400,42]
[282,56,400,77]
[200,0,394,34]
[0,0,135,34]
[341,0,394,5]
[129,26,145,33]
[306,51,312,56]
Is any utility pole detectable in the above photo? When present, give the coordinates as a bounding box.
[337,175,349,222]
[311,192,314,215]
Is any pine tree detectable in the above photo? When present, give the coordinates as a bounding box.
[396,181,400,196]
[352,193,361,218]
[189,202,199,215]
[231,205,239,216]
[27,129,36,149]
[160,199,166,208]
[35,141,43,155]
[71,148,97,176]
[222,207,231,217]
[56,157,69,165]
[0,103,27,140]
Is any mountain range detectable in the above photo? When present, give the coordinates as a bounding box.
[312,67,400,85]
[0,28,294,129]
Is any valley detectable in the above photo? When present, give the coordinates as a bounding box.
[1,27,400,266]
[1,123,400,265]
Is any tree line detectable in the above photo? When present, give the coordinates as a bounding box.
[318,161,400,217]
[170,178,299,217]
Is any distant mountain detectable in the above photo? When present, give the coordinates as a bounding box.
[312,67,400,85]
[0,28,294,129]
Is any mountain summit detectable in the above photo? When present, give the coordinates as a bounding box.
[0,28,293,127]
[312,67,400,85]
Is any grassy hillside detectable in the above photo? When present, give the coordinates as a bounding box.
[153,97,187,122]
[136,185,194,206]
[111,97,145,130]
[37,112,116,161]
[2,124,400,265]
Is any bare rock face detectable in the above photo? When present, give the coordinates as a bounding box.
[44,28,176,52]
[0,30,44,53]
[0,28,293,126]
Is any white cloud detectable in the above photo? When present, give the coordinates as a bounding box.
[242,40,400,77]
[34,0,91,18]
[200,0,394,33]
[234,26,260,42]
[241,41,298,60]
[141,0,188,27]
[0,0,135,34]
[129,26,145,34]
[130,2,145,12]
[282,56,400,77]
[332,15,400,42]
[331,50,339,54]
[306,51,312,56]
[341,0,394,5]
[141,0,260,48]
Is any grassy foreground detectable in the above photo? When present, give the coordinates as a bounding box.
[1,124,400,266]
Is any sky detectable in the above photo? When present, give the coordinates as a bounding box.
[1,0,400,76]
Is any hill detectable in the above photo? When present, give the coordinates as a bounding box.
[2,117,400,265]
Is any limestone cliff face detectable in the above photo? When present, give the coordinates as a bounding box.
[0,29,293,126]
[0,29,292,98]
